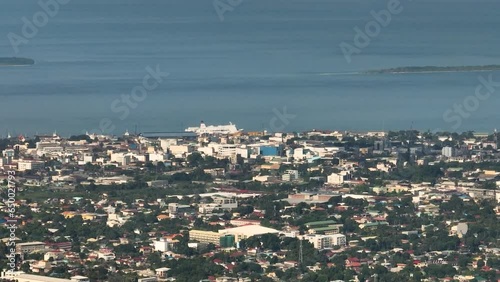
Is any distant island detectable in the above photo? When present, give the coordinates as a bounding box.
[365,65,500,74]
[0,57,35,66]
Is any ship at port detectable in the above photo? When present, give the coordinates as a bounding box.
[0,57,35,66]
[185,121,241,135]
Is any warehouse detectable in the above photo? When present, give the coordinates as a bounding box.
[219,225,279,242]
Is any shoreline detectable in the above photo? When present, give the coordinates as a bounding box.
[0,57,35,67]
[365,65,500,75]
[0,64,34,67]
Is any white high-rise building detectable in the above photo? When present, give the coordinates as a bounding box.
[442,146,455,158]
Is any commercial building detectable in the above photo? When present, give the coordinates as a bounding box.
[17,160,45,171]
[215,144,237,159]
[286,193,335,204]
[219,225,279,243]
[305,220,343,235]
[169,145,194,157]
[16,242,46,254]
[212,196,238,210]
[229,219,261,227]
[189,230,222,245]
[327,171,351,185]
[300,234,347,250]
[168,203,191,216]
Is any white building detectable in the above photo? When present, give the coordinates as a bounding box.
[300,234,346,250]
[153,238,170,252]
[44,250,64,261]
[291,148,315,160]
[110,152,126,163]
[189,230,222,245]
[155,268,171,280]
[327,171,351,185]
[122,155,131,166]
[16,242,46,253]
[442,146,455,158]
[219,225,279,243]
[148,152,166,162]
[17,160,45,171]
[236,147,250,159]
[213,196,238,209]
[198,203,220,214]
[169,145,193,157]
[376,162,392,172]
[71,276,90,282]
[97,251,116,261]
[83,154,94,164]
[93,175,132,185]
[216,144,237,159]
[198,146,215,156]
[160,138,178,151]
[107,213,129,227]
[138,278,158,282]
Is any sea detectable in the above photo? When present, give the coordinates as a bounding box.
[1,0,500,136]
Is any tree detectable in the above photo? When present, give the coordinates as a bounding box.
[148,252,163,269]
[424,264,457,278]
[85,266,109,281]
[21,262,30,273]
[477,259,485,269]
[165,257,224,282]
[187,152,204,167]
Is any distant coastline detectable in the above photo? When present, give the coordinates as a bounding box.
[0,57,35,66]
[365,65,500,74]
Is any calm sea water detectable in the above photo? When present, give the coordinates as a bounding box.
[1,0,500,136]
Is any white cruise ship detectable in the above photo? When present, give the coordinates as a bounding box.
[185,121,240,135]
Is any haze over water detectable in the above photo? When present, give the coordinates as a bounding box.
[1,0,500,136]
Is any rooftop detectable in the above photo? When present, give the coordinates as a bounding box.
[219,225,279,236]
[305,220,338,227]
[1,273,88,282]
